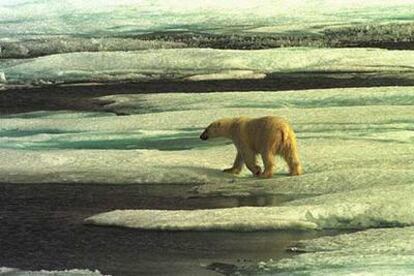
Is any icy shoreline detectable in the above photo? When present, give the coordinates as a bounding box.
[85,183,414,231]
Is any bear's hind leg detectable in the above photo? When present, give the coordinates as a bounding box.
[261,152,276,178]
[282,148,303,176]
[289,161,303,176]
[223,151,244,174]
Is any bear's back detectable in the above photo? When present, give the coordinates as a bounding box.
[239,116,290,150]
[247,116,291,132]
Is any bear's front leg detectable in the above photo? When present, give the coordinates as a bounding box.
[223,167,241,174]
[223,152,244,175]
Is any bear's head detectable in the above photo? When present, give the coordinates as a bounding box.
[200,118,232,140]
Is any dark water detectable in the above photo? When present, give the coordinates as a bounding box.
[0,183,342,276]
[2,71,414,115]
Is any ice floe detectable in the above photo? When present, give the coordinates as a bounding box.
[85,184,414,231]
[254,227,414,275]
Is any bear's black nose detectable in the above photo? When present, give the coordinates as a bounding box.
[200,131,208,140]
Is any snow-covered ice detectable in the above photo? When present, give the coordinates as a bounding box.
[1,87,413,187]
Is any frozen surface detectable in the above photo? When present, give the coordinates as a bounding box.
[2,47,414,85]
[1,87,413,186]
[0,267,106,276]
[255,227,414,275]
[0,0,413,37]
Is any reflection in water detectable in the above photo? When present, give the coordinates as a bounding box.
[187,193,312,209]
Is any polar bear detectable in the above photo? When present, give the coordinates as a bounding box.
[200,116,303,178]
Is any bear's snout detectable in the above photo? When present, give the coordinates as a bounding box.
[200,131,208,140]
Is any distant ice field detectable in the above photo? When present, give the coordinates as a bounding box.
[1,0,413,37]
[1,47,414,86]
[0,0,413,69]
